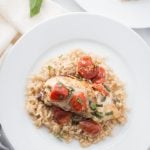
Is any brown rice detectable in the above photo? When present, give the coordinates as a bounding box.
[26,49,126,147]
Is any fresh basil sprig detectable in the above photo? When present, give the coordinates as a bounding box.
[30,0,43,17]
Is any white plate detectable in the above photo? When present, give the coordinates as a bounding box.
[74,0,150,28]
[0,13,150,150]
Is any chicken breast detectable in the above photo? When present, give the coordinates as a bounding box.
[39,76,121,122]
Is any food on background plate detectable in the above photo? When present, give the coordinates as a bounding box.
[26,50,127,147]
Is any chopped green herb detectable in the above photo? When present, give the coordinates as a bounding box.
[96,104,103,107]
[96,112,104,119]
[30,0,43,17]
[48,65,52,70]
[67,87,74,92]
[105,111,113,116]
[77,98,82,104]
[72,115,82,125]
[55,134,63,141]
[114,99,120,103]
[67,90,72,99]
[66,87,74,99]
[58,54,63,58]
[92,111,103,119]
[75,74,83,81]
[103,84,111,92]
[89,100,92,105]
[101,96,106,102]
[77,78,83,81]
[90,103,97,110]
[89,100,93,108]
[96,111,103,116]
[57,82,63,88]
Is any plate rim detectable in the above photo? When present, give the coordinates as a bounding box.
[0,12,150,66]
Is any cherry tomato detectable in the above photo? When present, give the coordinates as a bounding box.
[79,120,101,136]
[92,83,109,96]
[78,56,98,79]
[92,67,106,84]
[50,82,69,101]
[70,92,87,113]
[52,106,71,125]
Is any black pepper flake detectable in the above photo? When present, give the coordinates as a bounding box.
[96,104,103,107]
[36,92,43,101]
[101,96,106,102]
[72,115,82,125]
[103,84,111,92]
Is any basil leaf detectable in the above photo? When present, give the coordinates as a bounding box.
[30,0,43,17]
[95,111,103,117]
[67,90,73,99]
[48,65,52,70]
[103,84,111,92]
[92,111,103,119]
[96,104,103,107]
[90,103,97,110]
[105,111,113,116]
[67,87,74,92]
[77,98,82,104]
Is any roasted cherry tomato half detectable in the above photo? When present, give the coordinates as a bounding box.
[50,82,69,101]
[78,56,98,79]
[92,67,106,84]
[52,106,71,125]
[70,92,87,113]
[79,119,101,136]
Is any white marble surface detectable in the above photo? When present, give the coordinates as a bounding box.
[53,0,150,46]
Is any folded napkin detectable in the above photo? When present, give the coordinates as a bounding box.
[0,16,17,54]
[0,0,67,34]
